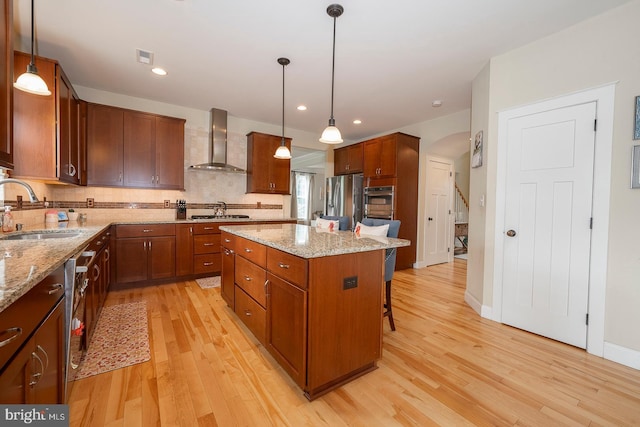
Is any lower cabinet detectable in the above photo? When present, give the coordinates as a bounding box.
[220,232,237,308]
[115,224,176,284]
[175,224,194,277]
[85,228,111,345]
[0,297,64,404]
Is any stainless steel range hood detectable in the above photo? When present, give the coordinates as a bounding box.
[189,108,245,173]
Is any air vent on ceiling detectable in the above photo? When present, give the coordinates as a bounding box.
[136,49,154,65]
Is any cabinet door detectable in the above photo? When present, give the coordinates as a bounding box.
[115,238,148,283]
[221,247,235,308]
[123,111,156,188]
[155,116,185,190]
[148,236,176,280]
[87,103,124,186]
[347,143,364,173]
[0,0,12,169]
[334,146,349,175]
[58,69,80,185]
[377,135,397,177]
[266,273,307,387]
[175,224,194,277]
[33,300,64,404]
[363,138,381,178]
[246,132,291,194]
[0,333,32,403]
[12,53,56,180]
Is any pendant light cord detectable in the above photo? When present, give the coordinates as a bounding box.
[329,15,337,122]
[30,0,35,66]
[282,61,285,143]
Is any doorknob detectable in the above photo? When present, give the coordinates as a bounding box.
[506,230,517,237]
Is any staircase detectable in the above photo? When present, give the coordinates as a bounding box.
[454,183,468,255]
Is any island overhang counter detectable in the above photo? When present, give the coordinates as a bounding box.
[219,223,410,400]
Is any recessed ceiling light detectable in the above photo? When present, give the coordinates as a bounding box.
[297,105,307,111]
[152,67,167,76]
[353,119,362,124]
[432,100,443,107]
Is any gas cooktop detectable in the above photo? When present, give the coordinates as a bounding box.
[190,215,250,220]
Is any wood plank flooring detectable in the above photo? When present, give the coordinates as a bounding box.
[68,260,640,426]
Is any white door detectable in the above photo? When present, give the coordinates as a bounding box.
[502,101,596,348]
[425,157,453,266]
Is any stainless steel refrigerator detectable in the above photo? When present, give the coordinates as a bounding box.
[325,174,364,230]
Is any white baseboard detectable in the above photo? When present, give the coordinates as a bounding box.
[464,290,482,316]
[603,342,640,370]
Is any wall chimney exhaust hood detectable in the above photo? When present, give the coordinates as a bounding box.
[189,108,245,173]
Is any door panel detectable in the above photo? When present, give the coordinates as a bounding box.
[502,102,596,348]
[425,157,453,266]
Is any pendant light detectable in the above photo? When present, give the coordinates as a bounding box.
[14,0,51,96]
[319,4,344,144]
[274,57,292,159]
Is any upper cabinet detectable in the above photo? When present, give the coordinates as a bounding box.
[246,131,291,194]
[334,143,363,175]
[12,52,82,185]
[86,103,185,190]
[0,0,12,169]
[363,134,399,179]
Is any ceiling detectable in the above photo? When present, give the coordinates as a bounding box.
[12,0,630,143]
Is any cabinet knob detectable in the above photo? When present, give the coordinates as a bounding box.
[244,248,252,253]
[244,310,252,317]
[244,276,252,281]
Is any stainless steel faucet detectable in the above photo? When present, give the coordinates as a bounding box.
[0,178,39,203]
[215,201,227,216]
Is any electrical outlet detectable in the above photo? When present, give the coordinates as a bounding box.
[164,200,170,208]
[343,276,358,290]
[257,201,261,209]
[86,198,94,208]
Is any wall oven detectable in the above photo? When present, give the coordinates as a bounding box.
[64,247,96,402]
[363,186,395,220]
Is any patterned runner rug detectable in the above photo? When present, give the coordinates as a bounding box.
[196,276,221,289]
[76,301,150,380]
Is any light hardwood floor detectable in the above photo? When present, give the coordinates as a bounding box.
[69,260,640,426]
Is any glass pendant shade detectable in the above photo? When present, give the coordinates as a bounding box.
[14,69,51,96]
[274,143,291,159]
[319,124,343,144]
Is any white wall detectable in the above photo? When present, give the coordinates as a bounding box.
[470,0,640,360]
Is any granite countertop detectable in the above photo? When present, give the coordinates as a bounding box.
[220,223,410,259]
[0,217,293,314]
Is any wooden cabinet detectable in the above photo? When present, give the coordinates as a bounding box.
[175,224,194,277]
[12,52,82,185]
[0,0,12,169]
[246,132,291,194]
[0,265,65,404]
[192,222,223,275]
[87,103,185,190]
[334,143,363,175]
[115,224,176,284]
[220,231,236,308]
[85,228,111,344]
[362,132,420,270]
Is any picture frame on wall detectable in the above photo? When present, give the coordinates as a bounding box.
[472,130,483,168]
[635,96,640,140]
[632,145,640,189]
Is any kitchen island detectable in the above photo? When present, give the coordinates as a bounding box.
[219,223,410,400]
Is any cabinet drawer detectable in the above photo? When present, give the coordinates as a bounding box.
[116,223,175,238]
[87,227,111,253]
[220,230,237,251]
[235,256,267,307]
[194,234,221,254]
[235,286,266,345]
[235,236,266,268]
[194,254,222,274]
[0,266,65,371]
[193,223,221,235]
[267,248,308,290]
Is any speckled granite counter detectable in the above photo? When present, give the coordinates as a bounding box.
[0,217,294,314]
[219,223,410,258]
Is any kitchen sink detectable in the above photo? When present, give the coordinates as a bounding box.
[3,232,82,240]
[190,215,250,220]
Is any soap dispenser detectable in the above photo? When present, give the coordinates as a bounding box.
[2,206,13,232]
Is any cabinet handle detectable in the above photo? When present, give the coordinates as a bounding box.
[203,243,215,246]
[142,229,152,233]
[278,262,290,269]
[203,262,213,266]
[104,248,110,262]
[224,238,231,243]
[151,176,155,184]
[30,351,44,387]
[119,172,123,182]
[93,264,101,281]
[69,163,77,177]
[0,327,22,348]
[36,344,49,370]
[156,175,159,184]
[244,310,252,317]
[264,279,270,297]
[143,241,147,250]
[190,227,193,234]
[149,241,152,250]
[96,240,103,246]
[47,283,64,295]
[244,275,252,281]
[204,227,214,230]
[244,248,252,253]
